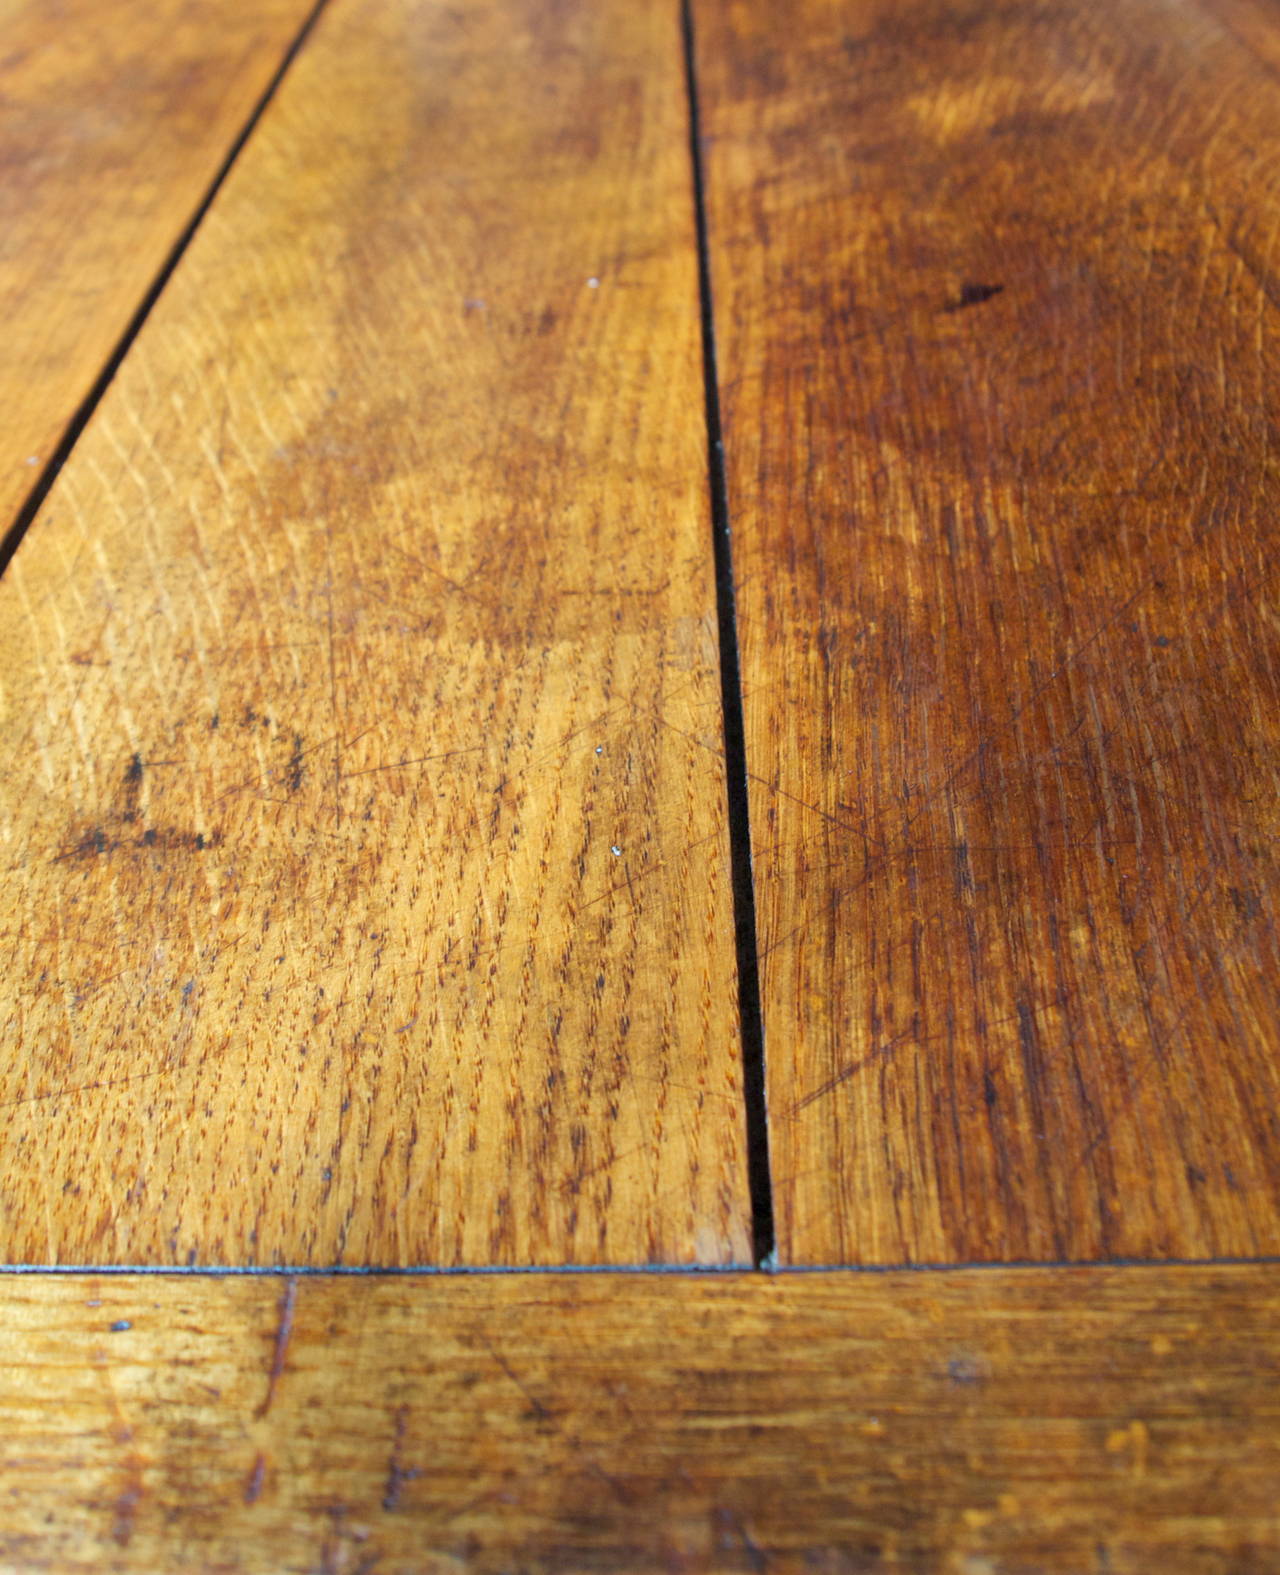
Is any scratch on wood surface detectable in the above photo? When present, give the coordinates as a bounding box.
[243,1451,267,1505]
[257,1277,299,1419]
[788,995,1073,1117]
[382,1406,421,1510]
[484,1338,556,1427]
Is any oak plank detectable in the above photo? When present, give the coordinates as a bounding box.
[0,0,748,1266]
[696,0,1280,1262]
[0,1266,1276,1570]
[0,0,318,540]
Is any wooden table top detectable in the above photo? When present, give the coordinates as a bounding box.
[1,0,1277,1565]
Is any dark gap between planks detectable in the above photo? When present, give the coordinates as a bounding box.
[0,0,335,579]
[680,0,777,1269]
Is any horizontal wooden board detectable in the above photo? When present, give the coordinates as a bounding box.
[0,0,749,1266]
[696,0,1280,1262]
[0,0,318,540]
[0,1265,1276,1570]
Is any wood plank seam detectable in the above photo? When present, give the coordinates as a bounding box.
[681,0,776,1269]
[4,1250,1279,1278]
[0,0,335,581]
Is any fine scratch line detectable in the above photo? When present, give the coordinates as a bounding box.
[256,1275,299,1419]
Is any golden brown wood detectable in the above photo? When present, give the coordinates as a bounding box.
[1,1266,1276,1570]
[0,0,318,538]
[0,0,749,1267]
[696,0,1280,1264]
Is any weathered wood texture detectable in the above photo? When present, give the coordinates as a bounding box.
[697,0,1280,1264]
[1,1266,1276,1571]
[0,0,749,1267]
[0,0,318,539]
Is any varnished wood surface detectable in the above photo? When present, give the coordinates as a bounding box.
[0,1265,1276,1571]
[697,0,1280,1264]
[0,0,750,1268]
[3,0,1280,1561]
[0,0,317,540]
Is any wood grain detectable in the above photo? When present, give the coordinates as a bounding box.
[0,0,318,540]
[0,0,749,1267]
[696,0,1280,1263]
[0,1265,1276,1570]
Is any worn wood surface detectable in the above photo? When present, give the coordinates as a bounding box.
[697,0,1280,1264]
[0,0,317,541]
[0,1265,1275,1571]
[0,0,749,1268]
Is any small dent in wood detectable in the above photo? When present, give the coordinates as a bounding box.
[947,1356,985,1386]
[943,281,1004,312]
